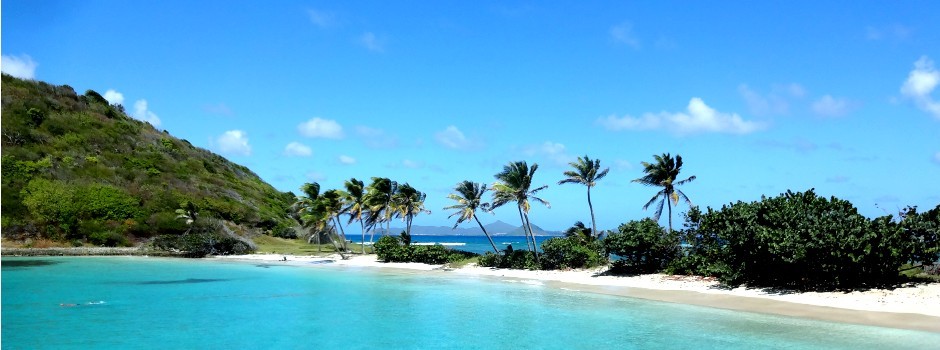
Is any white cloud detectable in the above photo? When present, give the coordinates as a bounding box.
[203,103,233,116]
[599,98,764,135]
[132,99,162,126]
[434,125,472,150]
[610,22,640,48]
[522,141,573,165]
[1,54,37,79]
[284,142,312,157]
[338,155,356,165]
[298,117,344,139]
[216,130,252,156]
[812,95,852,117]
[738,83,804,116]
[360,32,384,52]
[901,56,940,119]
[103,89,124,105]
[900,56,940,119]
[307,9,335,28]
[933,151,940,165]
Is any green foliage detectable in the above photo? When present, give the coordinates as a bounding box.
[681,190,938,290]
[1,75,295,244]
[477,245,539,270]
[539,237,605,270]
[151,218,255,257]
[603,218,678,274]
[374,235,478,264]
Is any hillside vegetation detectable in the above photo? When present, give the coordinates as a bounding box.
[1,74,294,246]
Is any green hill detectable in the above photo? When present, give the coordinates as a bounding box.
[1,74,294,246]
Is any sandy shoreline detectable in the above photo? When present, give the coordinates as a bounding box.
[211,253,940,333]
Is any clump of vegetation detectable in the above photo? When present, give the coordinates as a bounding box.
[673,190,940,290]
[603,218,678,274]
[151,216,256,258]
[374,235,478,264]
[1,74,294,246]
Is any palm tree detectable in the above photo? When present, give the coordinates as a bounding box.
[175,200,199,234]
[632,153,696,233]
[343,178,369,254]
[491,161,550,262]
[318,189,350,257]
[293,182,324,251]
[391,183,430,237]
[564,221,594,244]
[558,155,609,237]
[364,177,398,243]
[444,181,500,254]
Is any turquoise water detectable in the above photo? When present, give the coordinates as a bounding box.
[3,257,938,349]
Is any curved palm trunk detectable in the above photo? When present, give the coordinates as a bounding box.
[516,205,534,253]
[666,194,673,234]
[334,217,349,251]
[358,217,367,254]
[523,212,540,264]
[473,214,500,254]
[587,185,597,238]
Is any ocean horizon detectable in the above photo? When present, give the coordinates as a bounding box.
[3,256,939,349]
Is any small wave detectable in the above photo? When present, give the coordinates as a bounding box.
[501,279,544,286]
[413,242,466,246]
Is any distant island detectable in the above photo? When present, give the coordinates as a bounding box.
[375,220,563,236]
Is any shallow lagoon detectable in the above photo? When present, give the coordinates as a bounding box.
[3,256,938,349]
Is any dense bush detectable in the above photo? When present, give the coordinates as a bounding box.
[151,218,255,257]
[539,237,605,270]
[684,190,940,290]
[374,235,478,264]
[603,218,678,274]
[477,247,539,270]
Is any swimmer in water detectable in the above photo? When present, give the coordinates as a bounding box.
[60,303,78,307]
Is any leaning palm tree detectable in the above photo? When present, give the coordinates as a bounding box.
[391,183,430,236]
[558,155,609,237]
[175,200,199,234]
[444,181,500,254]
[364,177,398,243]
[632,153,696,233]
[343,178,369,254]
[491,161,550,262]
[318,189,351,258]
[293,182,323,251]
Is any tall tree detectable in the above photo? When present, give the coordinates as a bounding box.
[364,177,398,243]
[558,155,609,237]
[293,182,324,251]
[343,178,369,254]
[318,189,350,257]
[444,181,500,254]
[632,153,696,233]
[491,161,550,262]
[391,183,430,237]
[564,221,594,244]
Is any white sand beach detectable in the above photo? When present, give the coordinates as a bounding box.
[213,253,940,332]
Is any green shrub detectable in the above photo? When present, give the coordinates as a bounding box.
[375,235,478,264]
[477,247,539,270]
[539,237,606,270]
[374,235,406,262]
[603,218,678,274]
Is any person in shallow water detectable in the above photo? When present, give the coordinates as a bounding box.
[60,301,105,307]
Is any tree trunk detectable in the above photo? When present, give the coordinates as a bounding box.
[516,205,534,253]
[666,194,673,234]
[334,217,348,251]
[359,217,367,254]
[587,185,597,238]
[474,214,501,254]
[315,227,322,252]
[523,212,540,264]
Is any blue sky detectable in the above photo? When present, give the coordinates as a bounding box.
[3,1,939,231]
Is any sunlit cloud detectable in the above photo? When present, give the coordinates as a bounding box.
[738,83,805,116]
[866,24,912,41]
[339,155,356,165]
[104,89,124,105]
[1,54,37,79]
[284,142,313,157]
[599,98,764,135]
[203,103,234,116]
[522,141,573,166]
[307,9,335,28]
[812,95,853,117]
[900,56,940,119]
[215,130,252,156]
[298,117,344,139]
[132,99,162,127]
[360,32,385,52]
